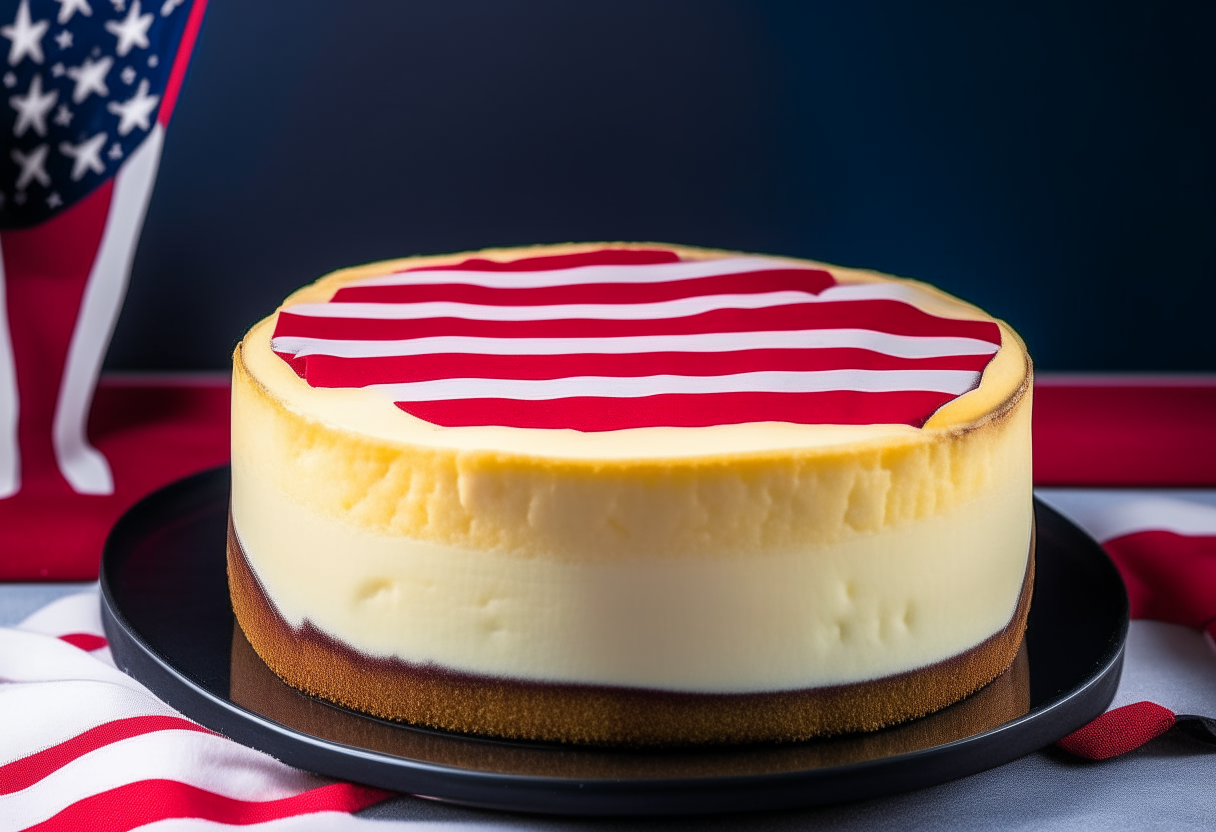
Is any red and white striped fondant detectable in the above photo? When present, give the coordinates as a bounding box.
[271,249,1003,431]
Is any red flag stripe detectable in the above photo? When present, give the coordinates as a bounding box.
[56,633,108,651]
[1103,531,1216,633]
[399,390,962,430]
[24,779,393,832]
[274,302,1002,343]
[0,716,217,796]
[331,270,838,305]
[412,248,680,271]
[286,349,994,388]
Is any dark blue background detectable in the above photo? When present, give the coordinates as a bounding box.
[105,0,1215,372]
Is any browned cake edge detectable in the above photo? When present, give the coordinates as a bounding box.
[227,515,1034,747]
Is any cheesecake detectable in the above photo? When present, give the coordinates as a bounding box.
[228,243,1033,745]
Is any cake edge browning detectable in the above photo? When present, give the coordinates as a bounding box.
[227,516,1035,747]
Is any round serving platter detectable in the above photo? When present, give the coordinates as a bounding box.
[100,467,1127,816]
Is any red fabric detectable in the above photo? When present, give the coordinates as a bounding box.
[1055,701,1177,760]
[2,183,114,512]
[0,379,230,580]
[25,780,392,832]
[1103,531,1216,637]
[1033,382,1216,486]
[56,632,108,651]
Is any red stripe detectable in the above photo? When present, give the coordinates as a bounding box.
[1032,383,1216,486]
[331,269,837,306]
[292,349,992,388]
[1103,531,1216,632]
[1055,701,1177,760]
[0,716,216,796]
[24,780,393,832]
[398,390,959,431]
[157,0,209,126]
[57,633,108,651]
[273,302,1003,344]
[409,248,680,272]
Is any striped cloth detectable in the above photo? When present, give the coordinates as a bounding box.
[2,492,1213,829]
[0,593,394,831]
[271,249,1002,431]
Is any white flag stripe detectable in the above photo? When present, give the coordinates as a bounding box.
[0,680,178,765]
[0,628,147,691]
[369,369,981,402]
[350,256,817,288]
[1,730,327,830]
[284,283,936,323]
[1037,494,1216,543]
[16,590,103,637]
[272,329,1000,361]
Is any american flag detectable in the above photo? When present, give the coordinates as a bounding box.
[0,0,205,502]
[272,248,1004,432]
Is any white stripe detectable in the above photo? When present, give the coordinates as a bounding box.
[369,369,981,402]
[0,680,179,764]
[1035,492,1216,542]
[1,729,326,830]
[0,238,19,498]
[0,629,147,691]
[272,329,999,361]
[284,282,938,322]
[52,124,165,496]
[349,256,815,288]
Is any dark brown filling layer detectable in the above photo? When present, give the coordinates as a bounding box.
[228,515,1034,746]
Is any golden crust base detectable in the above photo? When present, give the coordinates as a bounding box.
[228,516,1034,747]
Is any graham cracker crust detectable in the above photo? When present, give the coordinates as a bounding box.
[227,515,1034,746]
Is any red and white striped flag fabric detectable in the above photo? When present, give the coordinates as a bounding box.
[0,593,396,831]
[1047,492,1216,759]
[271,248,1003,432]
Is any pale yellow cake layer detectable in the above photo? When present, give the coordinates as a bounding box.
[232,461,1031,693]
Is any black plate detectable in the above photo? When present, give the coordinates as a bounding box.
[100,467,1127,816]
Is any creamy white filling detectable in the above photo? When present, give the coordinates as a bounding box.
[232,468,1031,694]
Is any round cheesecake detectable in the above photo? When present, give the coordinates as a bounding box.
[228,243,1033,745]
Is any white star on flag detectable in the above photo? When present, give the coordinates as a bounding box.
[54,29,73,50]
[120,64,135,84]
[55,0,94,26]
[105,0,152,57]
[52,102,71,125]
[11,142,50,189]
[2,0,49,66]
[46,190,62,207]
[65,54,111,102]
[106,76,157,134]
[107,140,121,159]
[58,130,107,180]
[51,61,64,76]
[9,72,58,137]
[2,71,15,87]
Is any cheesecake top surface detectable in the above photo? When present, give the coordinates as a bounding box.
[242,243,1029,461]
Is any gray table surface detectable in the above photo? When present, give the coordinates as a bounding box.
[3,489,1214,829]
